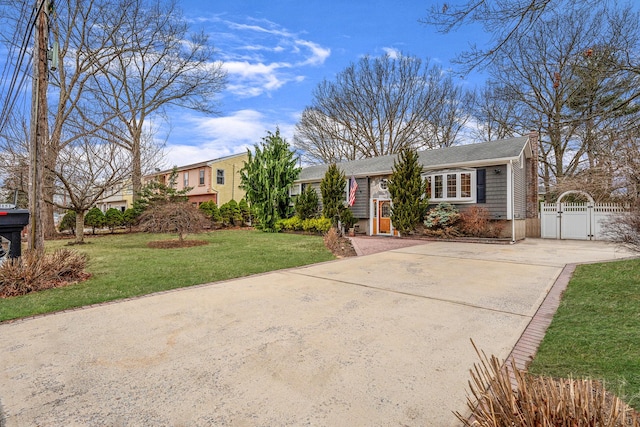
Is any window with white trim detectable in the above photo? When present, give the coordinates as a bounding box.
[183,171,189,187]
[216,169,225,185]
[424,170,476,202]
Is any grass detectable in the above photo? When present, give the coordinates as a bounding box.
[528,258,640,410]
[0,229,335,322]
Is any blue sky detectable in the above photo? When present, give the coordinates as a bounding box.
[158,1,489,167]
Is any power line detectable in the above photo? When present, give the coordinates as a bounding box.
[0,1,45,134]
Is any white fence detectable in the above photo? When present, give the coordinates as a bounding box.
[541,202,627,240]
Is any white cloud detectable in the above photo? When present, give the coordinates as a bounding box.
[382,47,401,59]
[208,17,330,98]
[296,40,331,66]
[161,109,298,167]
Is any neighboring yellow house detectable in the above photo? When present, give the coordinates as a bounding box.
[143,152,248,206]
[98,180,134,213]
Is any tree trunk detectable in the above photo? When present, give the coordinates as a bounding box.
[75,210,86,244]
[132,137,142,202]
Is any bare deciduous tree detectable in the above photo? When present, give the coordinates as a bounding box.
[49,133,131,244]
[475,5,640,196]
[294,54,472,164]
[421,0,606,72]
[86,0,226,200]
[469,84,523,142]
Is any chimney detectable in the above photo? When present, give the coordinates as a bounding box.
[526,131,539,219]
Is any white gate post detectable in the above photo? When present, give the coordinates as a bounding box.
[587,203,594,240]
[556,201,562,240]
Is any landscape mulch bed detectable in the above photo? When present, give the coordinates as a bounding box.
[147,240,209,249]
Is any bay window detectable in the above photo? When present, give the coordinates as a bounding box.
[424,170,476,202]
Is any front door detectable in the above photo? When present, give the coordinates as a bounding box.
[378,200,391,234]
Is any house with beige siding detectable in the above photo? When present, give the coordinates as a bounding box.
[295,133,539,241]
[98,180,134,213]
[144,152,249,206]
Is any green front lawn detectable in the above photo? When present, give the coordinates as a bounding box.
[0,230,335,322]
[529,258,640,410]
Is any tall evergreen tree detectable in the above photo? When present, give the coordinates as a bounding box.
[320,164,346,225]
[240,129,301,232]
[388,148,428,234]
[295,186,320,220]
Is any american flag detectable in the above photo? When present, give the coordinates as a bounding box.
[348,175,358,207]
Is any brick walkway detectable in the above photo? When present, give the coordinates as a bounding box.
[349,235,428,256]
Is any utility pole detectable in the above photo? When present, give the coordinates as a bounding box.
[28,0,50,251]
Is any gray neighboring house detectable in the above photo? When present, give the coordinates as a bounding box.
[294,132,539,241]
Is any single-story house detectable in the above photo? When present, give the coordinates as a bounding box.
[294,132,539,241]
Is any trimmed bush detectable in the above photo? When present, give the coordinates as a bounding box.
[84,207,105,234]
[199,200,222,224]
[58,211,76,234]
[218,200,243,226]
[122,208,138,231]
[104,208,124,233]
[239,199,251,225]
[276,216,332,234]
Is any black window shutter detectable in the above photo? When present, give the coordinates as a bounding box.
[477,169,486,203]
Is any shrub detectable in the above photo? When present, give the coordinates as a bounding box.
[199,200,222,224]
[323,227,340,252]
[304,217,332,233]
[276,216,332,234]
[122,208,138,231]
[239,199,251,225]
[603,201,640,252]
[58,211,76,234]
[295,186,320,220]
[219,200,243,226]
[456,343,640,426]
[458,206,505,238]
[424,203,461,237]
[0,249,89,298]
[104,208,124,233]
[340,208,358,230]
[227,200,243,225]
[138,201,208,242]
[278,216,304,231]
[84,207,105,234]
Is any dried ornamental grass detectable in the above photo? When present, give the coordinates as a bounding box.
[457,341,640,427]
[0,249,89,298]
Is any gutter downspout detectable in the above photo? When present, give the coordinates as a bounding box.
[510,159,516,244]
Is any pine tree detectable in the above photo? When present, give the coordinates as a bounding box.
[320,164,346,225]
[388,148,428,234]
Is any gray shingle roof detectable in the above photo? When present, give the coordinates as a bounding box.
[297,136,530,182]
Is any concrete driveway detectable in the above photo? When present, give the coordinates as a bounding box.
[0,239,635,426]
